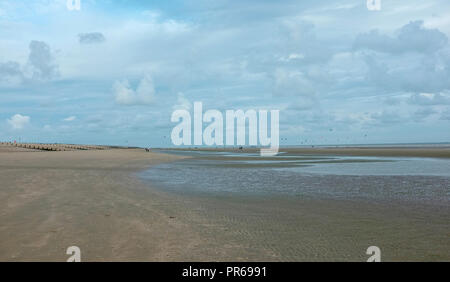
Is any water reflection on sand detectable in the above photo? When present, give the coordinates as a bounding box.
[140,150,450,205]
[139,149,450,261]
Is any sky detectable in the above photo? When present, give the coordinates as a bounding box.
[1,0,450,147]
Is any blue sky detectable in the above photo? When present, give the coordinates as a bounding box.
[1,0,450,147]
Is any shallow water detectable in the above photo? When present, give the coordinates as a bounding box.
[139,150,450,261]
[140,150,450,205]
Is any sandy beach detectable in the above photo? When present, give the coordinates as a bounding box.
[0,145,206,261]
[0,144,449,261]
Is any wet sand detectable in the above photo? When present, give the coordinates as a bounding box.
[183,195,449,261]
[283,146,450,159]
[0,145,449,261]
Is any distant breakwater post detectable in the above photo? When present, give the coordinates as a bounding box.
[171,102,280,156]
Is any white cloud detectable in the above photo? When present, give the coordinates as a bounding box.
[172,92,191,111]
[409,93,450,105]
[114,75,155,105]
[281,20,333,64]
[358,34,450,93]
[354,20,448,54]
[63,116,77,122]
[7,114,30,129]
[113,80,135,105]
[0,40,58,85]
[278,53,305,62]
[273,69,316,97]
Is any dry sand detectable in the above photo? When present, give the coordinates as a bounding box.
[0,147,210,261]
[0,145,448,261]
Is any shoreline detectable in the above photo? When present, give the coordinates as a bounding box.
[160,146,450,159]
